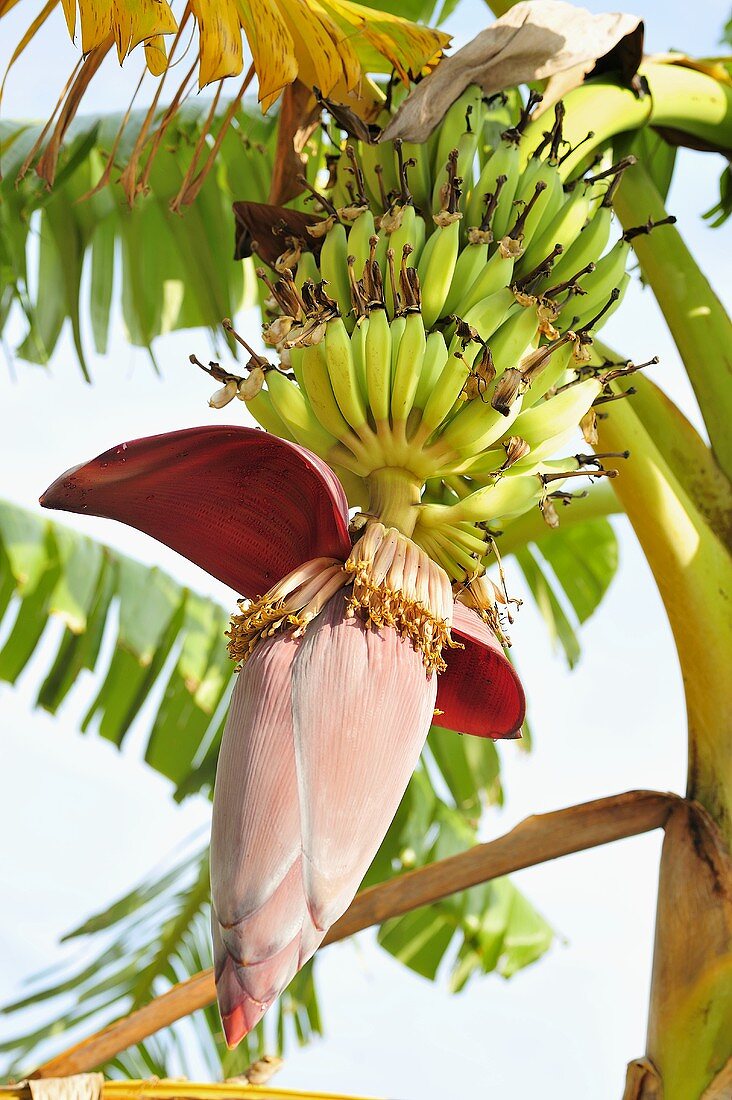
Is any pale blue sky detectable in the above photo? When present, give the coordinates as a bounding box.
[0,1,729,1096]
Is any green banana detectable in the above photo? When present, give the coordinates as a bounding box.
[347,207,377,273]
[418,212,462,327]
[412,330,449,414]
[301,337,361,447]
[245,385,298,441]
[320,220,353,322]
[510,377,601,447]
[442,175,508,317]
[460,238,520,314]
[558,235,629,327]
[523,341,575,403]
[416,350,473,442]
[389,314,407,391]
[487,304,540,378]
[382,204,424,315]
[364,306,392,425]
[295,250,320,293]
[419,473,543,526]
[433,85,484,180]
[266,368,340,454]
[436,384,525,458]
[465,135,521,238]
[324,316,370,434]
[545,199,612,286]
[391,311,427,425]
[517,179,593,275]
[351,316,369,401]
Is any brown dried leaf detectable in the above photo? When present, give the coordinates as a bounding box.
[35,34,114,186]
[382,1,643,144]
[268,80,322,207]
[233,201,325,265]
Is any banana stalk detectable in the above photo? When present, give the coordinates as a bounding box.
[612,160,732,482]
[594,357,732,1098]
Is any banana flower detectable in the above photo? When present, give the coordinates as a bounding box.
[41,425,524,1046]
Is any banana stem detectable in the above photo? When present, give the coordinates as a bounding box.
[366,467,422,535]
[525,62,732,179]
[612,160,732,483]
[594,358,732,1098]
[593,363,732,844]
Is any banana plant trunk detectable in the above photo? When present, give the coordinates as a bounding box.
[596,369,732,1098]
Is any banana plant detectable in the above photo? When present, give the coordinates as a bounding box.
[1,0,731,1090]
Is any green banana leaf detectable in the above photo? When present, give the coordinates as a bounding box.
[0,103,279,377]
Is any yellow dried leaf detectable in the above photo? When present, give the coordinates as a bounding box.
[143,32,168,77]
[76,0,113,53]
[112,0,177,61]
[235,0,298,109]
[191,0,244,86]
[323,0,448,80]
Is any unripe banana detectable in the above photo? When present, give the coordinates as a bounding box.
[514,158,562,243]
[517,181,593,275]
[417,350,473,440]
[359,113,398,208]
[266,368,340,454]
[465,136,520,236]
[460,238,521,314]
[510,377,601,447]
[487,304,540,379]
[441,227,492,319]
[244,386,297,441]
[573,270,629,333]
[433,85,483,180]
[401,141,433,217]
[412,330,449,414]
[436,385,525,458]
[351,316,369,400]
[523,341,575,403]
[382,205,424,314]
[511,424,578,470]
[301,337,360,446]
[545,201,613,286]
[347,208,376,272]
[391,311,427,424]
[559,236,629,326]
[364,307,392,425]
[324,316,370,433]
[444,290,516,385]
[320,221,353,322]
[418,212,462,327]
[389,314,407,390]
[295,249,320,293]
[419,473,543,526]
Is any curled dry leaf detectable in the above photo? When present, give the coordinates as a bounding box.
[381,0,643,144]
[233,201,325,265]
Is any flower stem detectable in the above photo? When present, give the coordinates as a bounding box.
[367,467,422,535]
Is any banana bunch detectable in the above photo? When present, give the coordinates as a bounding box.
[204,85,670,602]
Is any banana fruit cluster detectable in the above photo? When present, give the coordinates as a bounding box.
[206,85,669,606]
